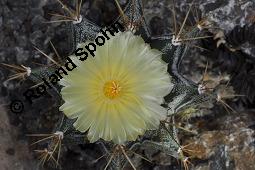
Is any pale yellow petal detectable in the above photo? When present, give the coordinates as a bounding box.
[60,31,173,144]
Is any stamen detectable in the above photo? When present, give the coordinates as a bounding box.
[103,80,122,99]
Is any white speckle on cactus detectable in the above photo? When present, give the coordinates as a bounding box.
[21,65,31,76]
[54,131,64,140]
[172,35,182,46]
[198,84,206,94]
[73,15,83,24]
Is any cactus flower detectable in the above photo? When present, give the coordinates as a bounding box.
[60,31,172,144]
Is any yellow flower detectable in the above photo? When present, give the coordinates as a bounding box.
[59,31,172,144]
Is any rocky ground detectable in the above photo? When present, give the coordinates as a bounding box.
[0,0,255,170]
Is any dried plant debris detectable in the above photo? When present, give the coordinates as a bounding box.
[200,24,255,106]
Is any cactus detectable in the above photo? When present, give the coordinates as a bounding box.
[2,0,238,169]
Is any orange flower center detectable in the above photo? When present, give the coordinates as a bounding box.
[103,80,122,99]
